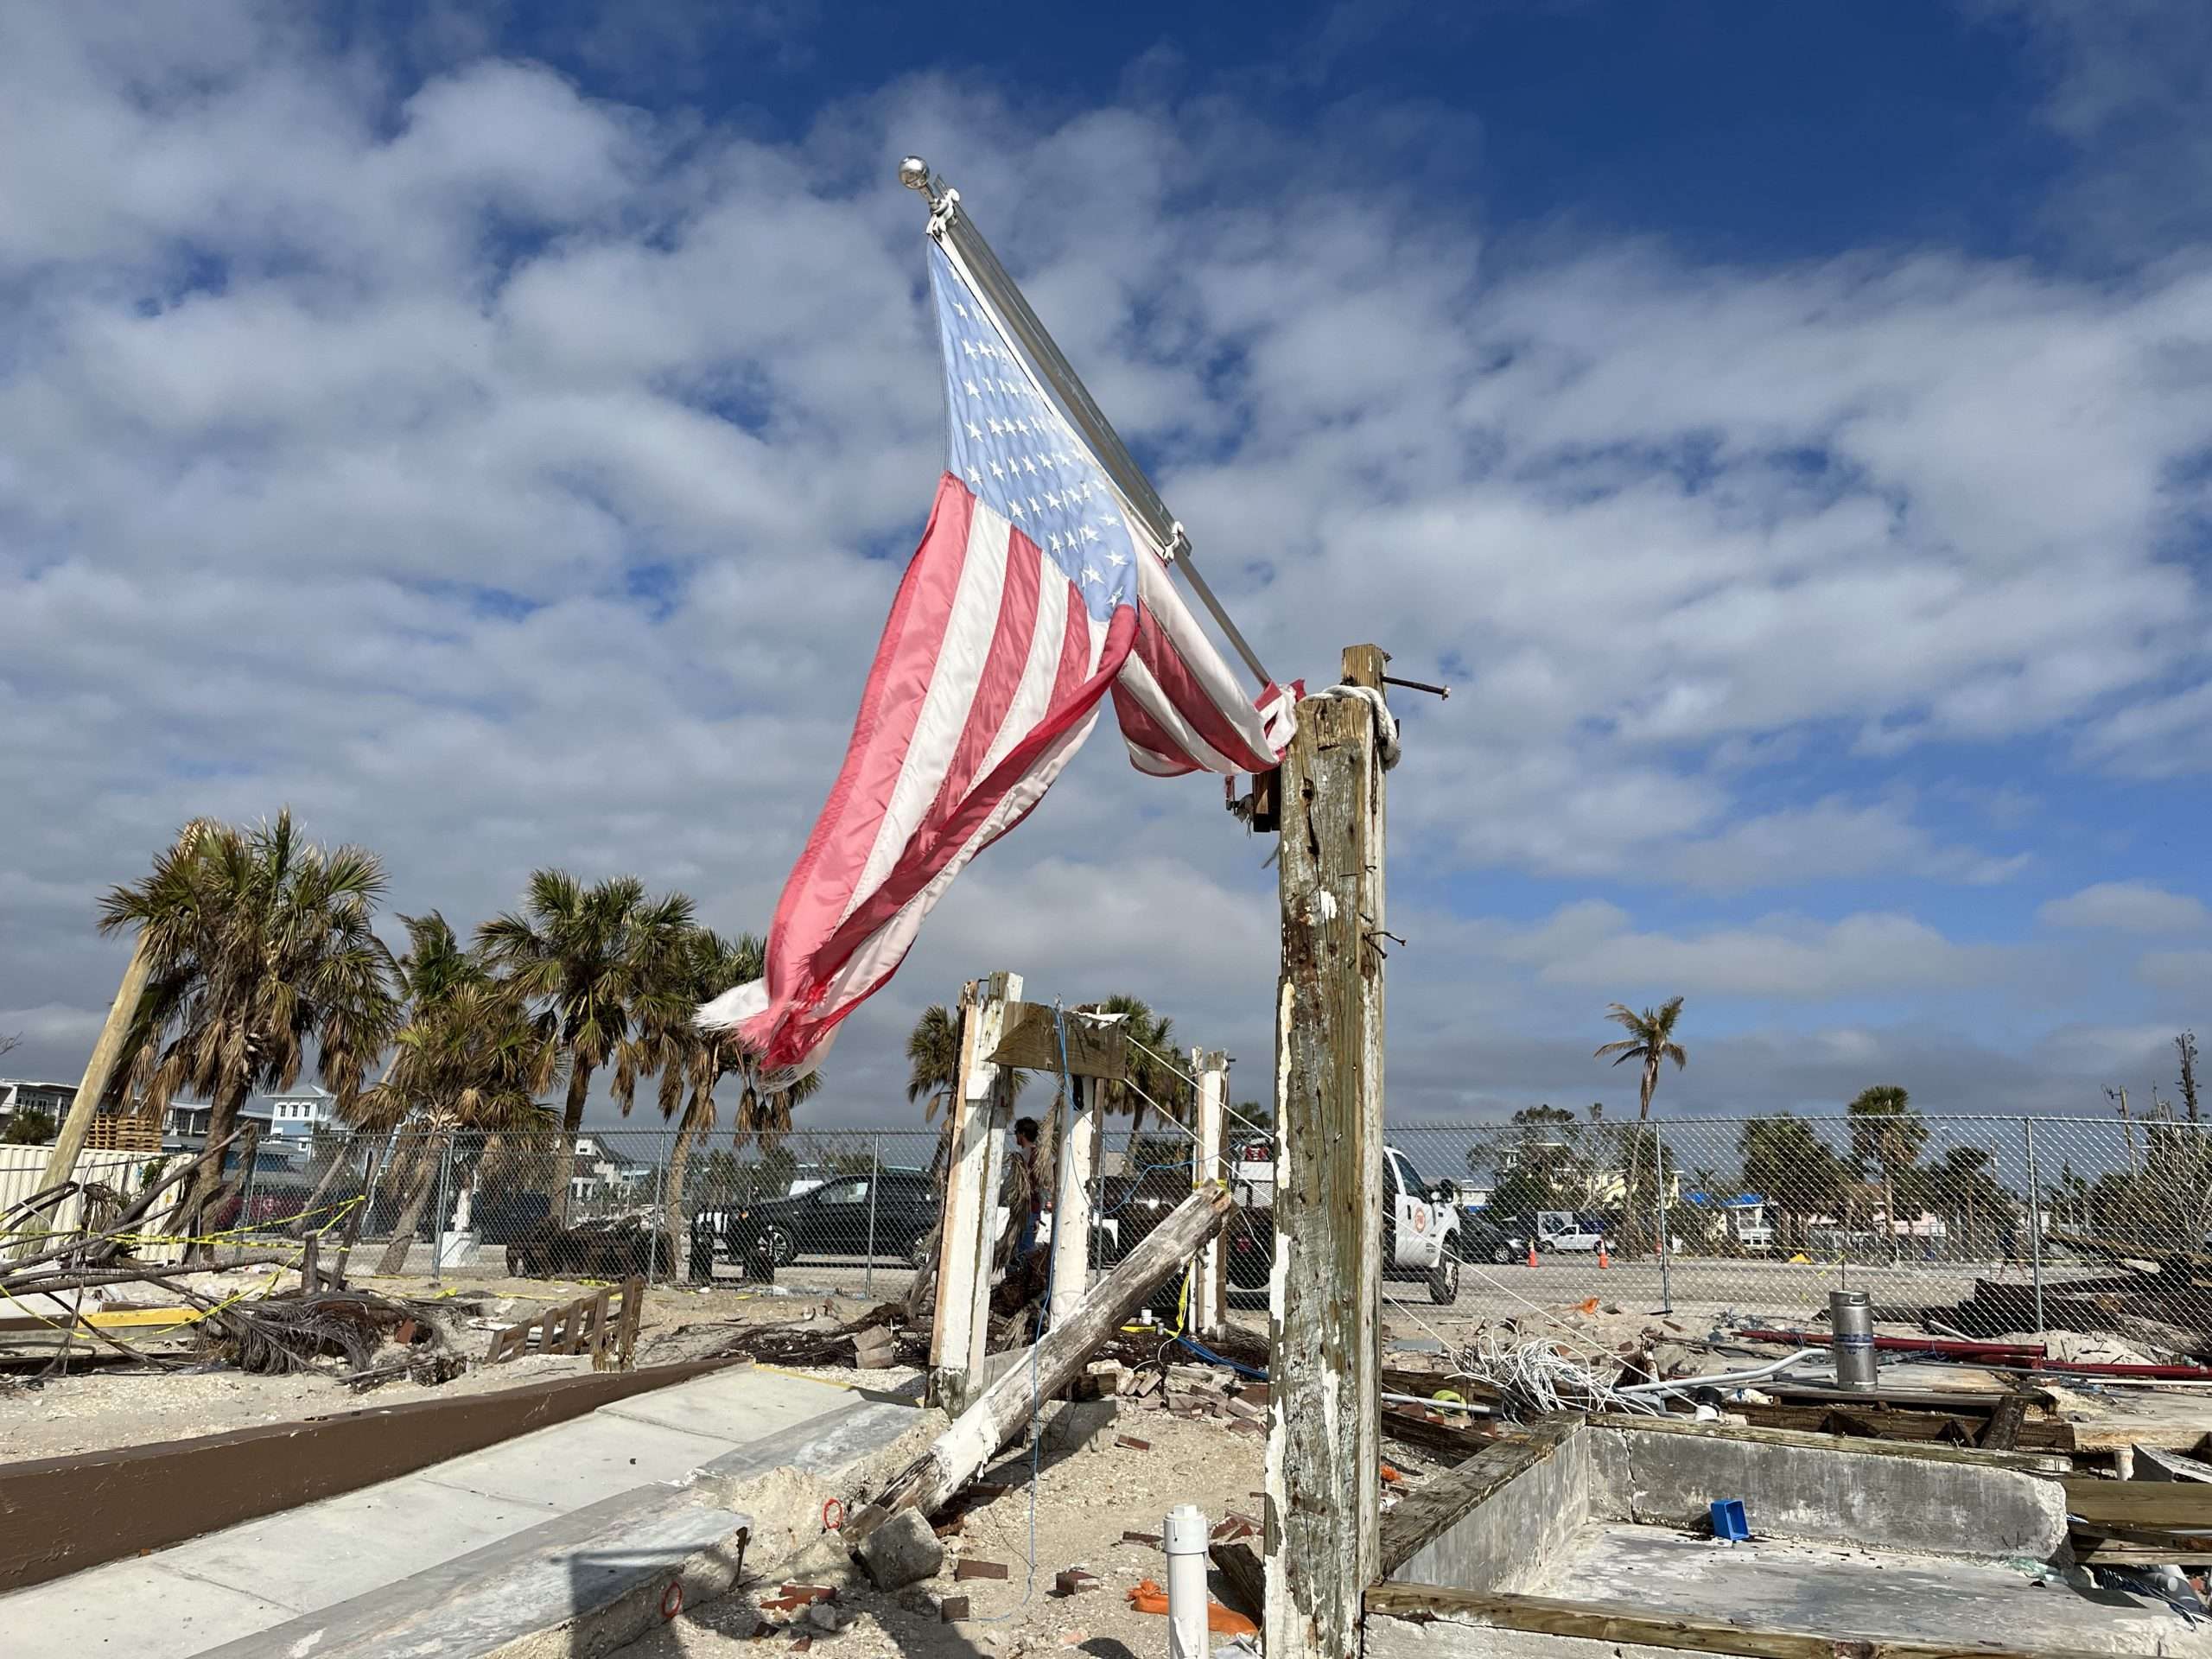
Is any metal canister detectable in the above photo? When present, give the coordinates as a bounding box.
[1830,1288,1878,1389]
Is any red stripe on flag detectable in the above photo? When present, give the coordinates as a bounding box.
[1128,604,1277,773]
[760,474,973,999]
[808,603,1138,984]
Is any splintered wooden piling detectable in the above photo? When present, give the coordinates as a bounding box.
[931,972,1020,1411]
[1267,645,1389,1659]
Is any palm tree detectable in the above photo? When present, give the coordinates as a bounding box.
[1847,1084,1927,1264]
[99,812,398,1250]
[906,1004,963,1127]
[1083,994,1187,1144]
[613,928,821,1276]
[478,872,695,1223]
[1593,997,1687,1254]
[351,912,563,1274]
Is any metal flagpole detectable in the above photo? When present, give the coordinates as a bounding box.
[899,156,1277,694]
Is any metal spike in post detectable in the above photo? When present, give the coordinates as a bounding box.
[896,155,1277,695]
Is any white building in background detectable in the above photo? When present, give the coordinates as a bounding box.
[569,1135,655,1207]
[0,1078,77,1126]
[264,1084,341,1140]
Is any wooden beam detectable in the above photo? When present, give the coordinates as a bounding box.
[931,973,1020,1411]
[2062,1477,2212,1529]
[987,1001,1127,1079]
[0,1357,748,1592]
[1267,643,1389,1659]
[1049,1074,1097,1329]
[849,1183,1234,1540]
[29,931,153,1229]
[1192,1048,1227,1339]
[1364,1583,2086,1659]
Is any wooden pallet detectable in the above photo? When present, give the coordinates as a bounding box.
[483,1275,644,1370]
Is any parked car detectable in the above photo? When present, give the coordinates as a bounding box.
[696,1168,940,1272]
[1453,1211,1536,1264]
[1534,1211,1610,1252]
[1223,1144,1462,1305]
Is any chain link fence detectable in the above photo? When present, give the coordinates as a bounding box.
[202,1111,2212,1354]
[1389,1114,2212,1350]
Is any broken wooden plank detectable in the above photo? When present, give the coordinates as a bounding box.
[2063,1477,2212,1529]
[1365,1582,2089,1659]
[843,1182,1234,1543]
[1980,1390,2031,1452]
[986,1001,1127,1079]
[1210,1539,1266,1624]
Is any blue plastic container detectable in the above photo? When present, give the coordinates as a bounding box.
[1709,1498,1750,1542]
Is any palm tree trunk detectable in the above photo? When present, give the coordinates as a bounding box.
[376,1134,442,1275]
[664,1092,705,1282]
[290,1138,355,1238]
[550,1060,593,1225]
[1883,1167,1899,1265]
[181,1074,253,1261]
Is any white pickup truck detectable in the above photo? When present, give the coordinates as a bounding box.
[1224,1139,1461,1304]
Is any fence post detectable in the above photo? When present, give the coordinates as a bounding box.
[1192,1049,1227,1338]
[429,1131,454,1286]
[648,1134,666,1290]
[864,1135,880,1299]
[2022,1118,2045,1337]
[1653,1122,1673,1314]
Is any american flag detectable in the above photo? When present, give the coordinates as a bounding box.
[699,239,1296,1080]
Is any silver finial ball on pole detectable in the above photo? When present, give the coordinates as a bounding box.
[898,156,932,193]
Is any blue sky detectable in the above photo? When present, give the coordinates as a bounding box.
[1,1,2207,1125]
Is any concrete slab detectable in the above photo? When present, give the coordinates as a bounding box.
[3,1559,294,1659]
[0,1366,922,1659]
[160,1476,542,1612]
[416,1412,741,1511]
[599,1364,860,1441]
[1535,1522,2211,1656]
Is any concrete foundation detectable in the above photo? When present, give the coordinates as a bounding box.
[1370,1414,2212,1658]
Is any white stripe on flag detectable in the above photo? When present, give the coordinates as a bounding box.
[1115,650,1247,776]
[840,497,1014,926]
[815,705,1106,1013]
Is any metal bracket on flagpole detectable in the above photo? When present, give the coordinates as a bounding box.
[899,156,1277,694]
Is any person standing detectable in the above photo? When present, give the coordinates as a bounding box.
[1011,1116,1043,1257]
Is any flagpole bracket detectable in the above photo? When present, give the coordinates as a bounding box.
[1165,521,1191,565]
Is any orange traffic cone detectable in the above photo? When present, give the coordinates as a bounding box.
[1527,1243,1539,1268]
[1598,1244,1611,1269]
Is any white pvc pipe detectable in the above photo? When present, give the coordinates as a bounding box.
[1614,1348,1821,1397]
[1163,1503,1210,1658]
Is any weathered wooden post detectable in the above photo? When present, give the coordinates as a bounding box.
[1192,1048,1229,1339]
[1266,645,1389,1659]
[1050,1073,1098,1328]
[930,971,1020,1410]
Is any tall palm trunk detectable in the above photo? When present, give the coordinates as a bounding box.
[1885,1159,1902,1265]
[376,1131,443,1275]
[550,1061,593,1224]
[663,1088,706,1282]
[181,1073,254,1259]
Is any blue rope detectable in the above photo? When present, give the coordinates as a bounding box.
[1176,1332,1268,1381]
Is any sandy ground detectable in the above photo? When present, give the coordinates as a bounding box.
[619,1399,1341,1659]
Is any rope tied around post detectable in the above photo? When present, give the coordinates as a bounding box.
[1302,682,1401,770]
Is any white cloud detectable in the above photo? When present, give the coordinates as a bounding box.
[2040,880,2210,934]
[0,9,2205,1132]
[2136,950,2212,995]
[1488,903,2010,1000]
